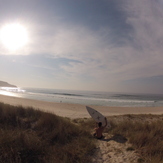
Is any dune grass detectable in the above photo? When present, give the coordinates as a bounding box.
[1,101,163,163]
[108,114,163,163]
[76,114,163,163]
[0,102,95,163]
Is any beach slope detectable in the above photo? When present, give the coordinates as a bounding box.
[0,95,163,118]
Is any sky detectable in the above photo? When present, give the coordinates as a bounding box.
[0,0,163,94]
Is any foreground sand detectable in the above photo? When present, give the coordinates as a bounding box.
[92,133,139,163]
[0,94,163,119]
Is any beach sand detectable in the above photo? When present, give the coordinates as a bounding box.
[0,94,163,119]
[0,94,162,163]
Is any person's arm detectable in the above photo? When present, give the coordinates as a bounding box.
[95,122,98,128]
[104,117,107,127]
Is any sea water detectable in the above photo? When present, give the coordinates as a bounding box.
[0,87,163,107]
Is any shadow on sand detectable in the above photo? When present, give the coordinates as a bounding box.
[101,134,128,143]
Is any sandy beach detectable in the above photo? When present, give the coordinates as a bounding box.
[1,94,163,163]
[0,94,163,119]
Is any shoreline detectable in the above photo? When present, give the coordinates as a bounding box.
[0,94,163,119]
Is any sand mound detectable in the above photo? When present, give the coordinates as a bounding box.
[92,133,139,163]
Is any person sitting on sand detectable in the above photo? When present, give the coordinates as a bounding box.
[93,117,107,139]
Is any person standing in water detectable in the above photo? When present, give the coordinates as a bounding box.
[93,117,107,139]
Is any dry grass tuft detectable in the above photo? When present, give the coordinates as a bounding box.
[0,102,95,163]
[108,114,163,163]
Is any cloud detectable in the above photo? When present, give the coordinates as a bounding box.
[122,0,163,73]
[1,0,163,92]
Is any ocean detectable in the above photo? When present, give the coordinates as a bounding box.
[0,87,163,107]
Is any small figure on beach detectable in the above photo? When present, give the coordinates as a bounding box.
[93,117,107,139]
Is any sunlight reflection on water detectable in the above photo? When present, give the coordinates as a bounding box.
[0,87,25,97]
[0,90,18,97]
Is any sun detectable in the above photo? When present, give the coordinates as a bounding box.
[0,23,28,51]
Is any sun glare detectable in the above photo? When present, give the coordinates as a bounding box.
[0,23,28,51]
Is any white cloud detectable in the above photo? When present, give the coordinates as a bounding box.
[1,0,163,92]
[51,0,163,84]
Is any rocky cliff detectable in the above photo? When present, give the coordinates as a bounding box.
[0,81,17,87]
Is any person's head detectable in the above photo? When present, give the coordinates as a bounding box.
[98,122,102,127]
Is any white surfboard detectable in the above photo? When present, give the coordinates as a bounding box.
[86,106,110,128]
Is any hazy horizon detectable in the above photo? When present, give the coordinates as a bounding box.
[1,83,163,96]
[0,0,163,94]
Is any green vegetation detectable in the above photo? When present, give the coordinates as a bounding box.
[0,102,95,163]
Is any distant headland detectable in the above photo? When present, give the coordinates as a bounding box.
[0,81,17,87]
